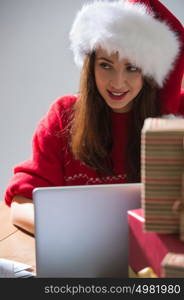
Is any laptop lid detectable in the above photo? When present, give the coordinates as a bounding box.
[33,183,141,277]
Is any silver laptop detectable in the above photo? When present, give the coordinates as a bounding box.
[33,183,141,277]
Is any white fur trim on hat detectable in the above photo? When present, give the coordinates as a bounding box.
[69,0,180,87]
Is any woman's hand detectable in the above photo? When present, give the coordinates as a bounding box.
[11,196,34,235]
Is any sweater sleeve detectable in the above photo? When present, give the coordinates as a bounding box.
[4,96,74,206]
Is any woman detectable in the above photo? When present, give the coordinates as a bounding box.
[4,0,184,234]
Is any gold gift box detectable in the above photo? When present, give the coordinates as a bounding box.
[128,266,158,278]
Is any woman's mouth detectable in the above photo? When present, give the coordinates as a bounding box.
[107,90,129,101]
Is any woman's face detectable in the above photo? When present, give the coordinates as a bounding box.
[94,48,143,113]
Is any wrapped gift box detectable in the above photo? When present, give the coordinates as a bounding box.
[128,208,184,277]
[161,252,184,277]
[141,117,184,238]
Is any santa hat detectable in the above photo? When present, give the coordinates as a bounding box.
[129,0,184,114]
[69,0,184,114]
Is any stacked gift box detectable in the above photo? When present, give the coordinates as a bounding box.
[161,253,184,277]
[141,117,184,236]
[128,208,184,277]
[128,117,184,278]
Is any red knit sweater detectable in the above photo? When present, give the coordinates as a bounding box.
[4,95,133,206]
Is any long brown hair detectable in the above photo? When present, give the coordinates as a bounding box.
[70,52,160,181]
[128,78,161,182]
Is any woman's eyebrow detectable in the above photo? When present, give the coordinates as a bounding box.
[97,57,114,63]
[97,57,134,66]
[124,62,133,66]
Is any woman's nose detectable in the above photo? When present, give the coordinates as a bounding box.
[110,70,127,90]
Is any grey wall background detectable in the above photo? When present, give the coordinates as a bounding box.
[0,0,184,202]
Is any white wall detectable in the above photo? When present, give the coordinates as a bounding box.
[0,0,88,201]
[160,0,184,23]
[0,0,183,201]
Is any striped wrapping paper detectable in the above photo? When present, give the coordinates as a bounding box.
[161,252,184,278]
[180,173,184,241]
[141,117,184,236]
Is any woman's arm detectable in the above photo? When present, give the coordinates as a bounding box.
[11,196,34,235]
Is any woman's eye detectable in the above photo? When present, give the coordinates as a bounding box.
[99,63,111,69]
[127,65,139,72]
